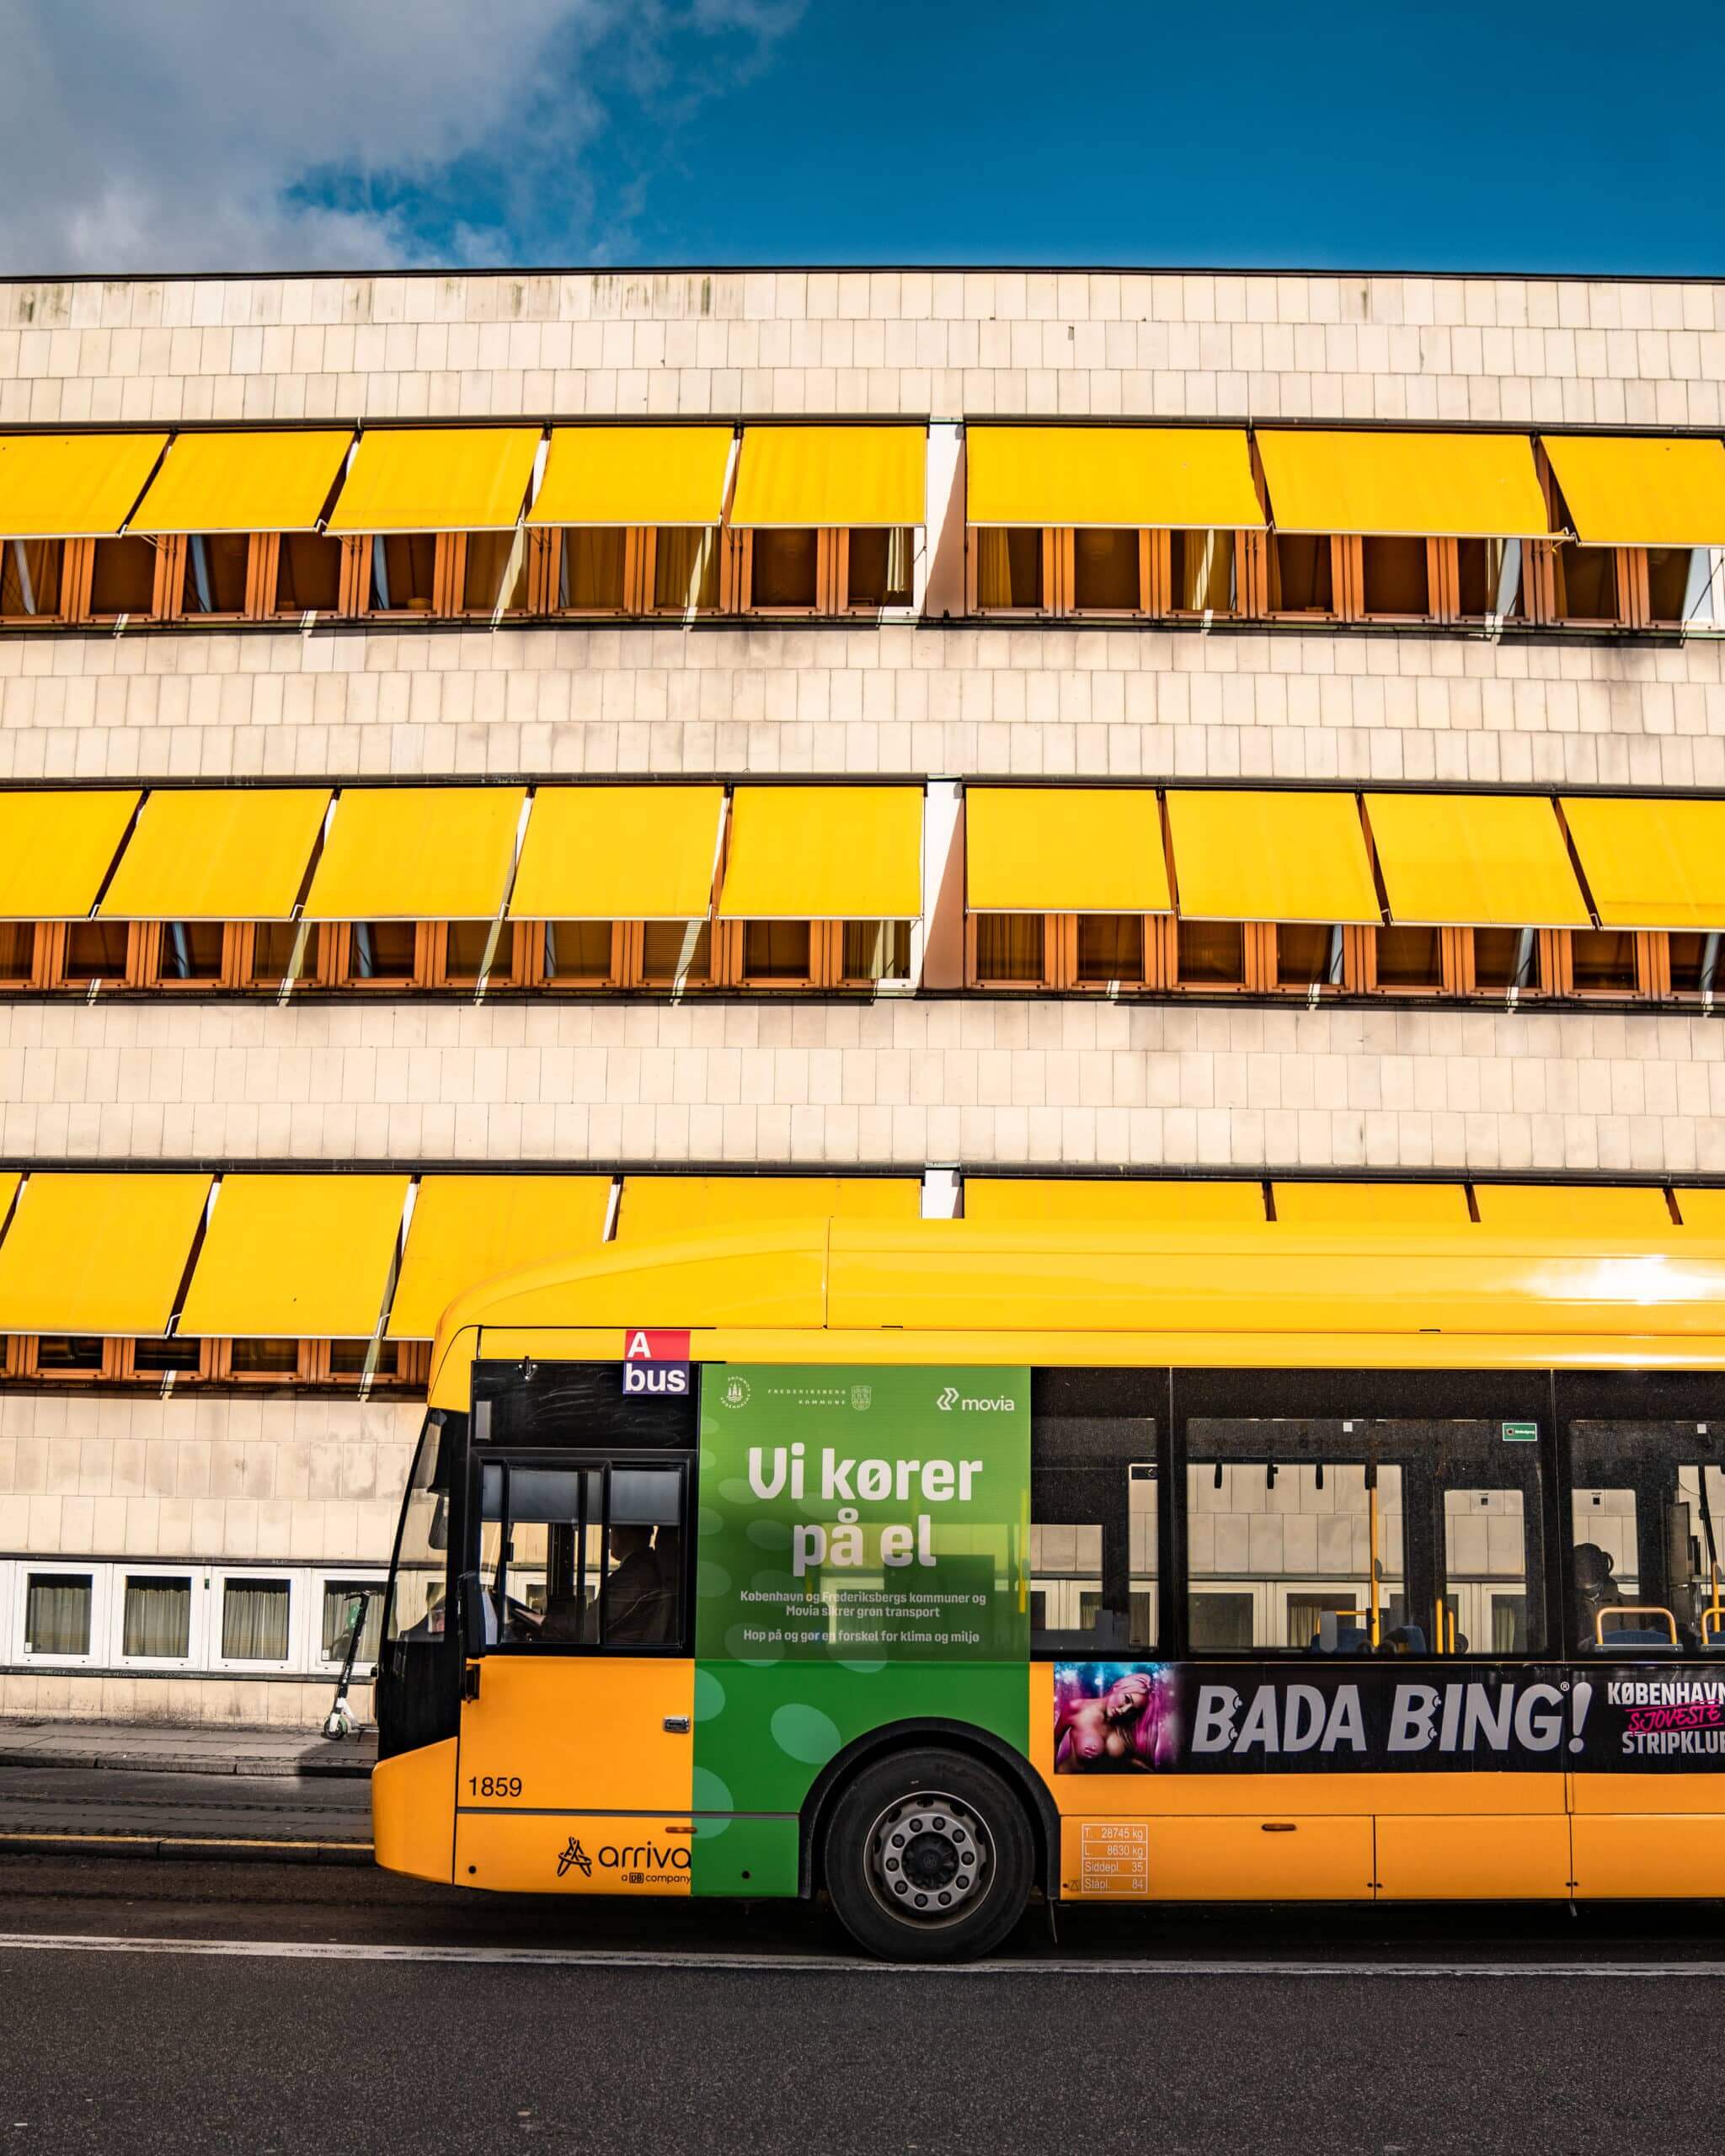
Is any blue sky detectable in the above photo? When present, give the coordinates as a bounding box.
[3,0,1719,275]
[569,0,1722,276]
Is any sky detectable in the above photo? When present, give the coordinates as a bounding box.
[0,0,1719,278]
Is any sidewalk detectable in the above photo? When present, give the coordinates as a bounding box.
[0,1716,377,1780]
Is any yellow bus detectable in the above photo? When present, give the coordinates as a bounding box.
[371,1217,1725,1960]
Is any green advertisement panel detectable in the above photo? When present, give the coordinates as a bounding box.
[695,1365,1031,1664]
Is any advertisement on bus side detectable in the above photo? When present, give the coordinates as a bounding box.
[696,1364,1031,1662]
[1053,1661,1725,1774]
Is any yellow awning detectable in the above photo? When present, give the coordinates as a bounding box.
[388,1175,613,1338]
[0,791,139,920]
[1677,1191,1725,1230]
[510,787,724,920]
[966,426,1264,529]
[303,788,525,921]
[325,427,542,534]
[1273,1182,1471,1227]
[1257,430,1550,538]
[1472,1185,1671,1233]
[617,1176,921,1243]
[0,1172,210,1334]
[718,787,922,919]
[1562,796,1725,930]
[0,433,168,538]
[1542,435,1725,548]
[179,1175,409,1337]
[101,789,330,921]
[965,788,1171,912]
[1166,791,1380,923]
[131,430,354,534]
[729,426,926,527]
[528,427,734,528]
[964,1180,1266,1225]
[1366,792,1587,927]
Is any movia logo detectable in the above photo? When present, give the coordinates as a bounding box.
[937,1385,1017,1412]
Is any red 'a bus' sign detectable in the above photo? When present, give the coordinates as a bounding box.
[624,1328,690,1363]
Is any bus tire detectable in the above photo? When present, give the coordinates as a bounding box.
[822,1747,1034,1962]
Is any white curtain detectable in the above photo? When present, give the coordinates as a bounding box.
[27,1577,91,1655]
[322,1585,382,1663]
[654,528,716,611]
[975,528,1012,608]
[884,525,911,601]
[124,1579,190,1657]
[1177,530,1233,612]
[222,1581,290,1660]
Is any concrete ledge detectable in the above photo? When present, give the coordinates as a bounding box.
[0,1748,372,1780]
[0,1720,377,1780]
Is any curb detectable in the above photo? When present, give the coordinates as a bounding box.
[0,1832,373,1867]
[0,1750,374,1781]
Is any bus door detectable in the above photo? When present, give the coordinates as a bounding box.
[454,1448,697,1894]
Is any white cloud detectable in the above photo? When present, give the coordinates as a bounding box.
[0,0,800,274]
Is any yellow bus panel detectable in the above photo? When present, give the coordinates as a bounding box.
[456,1811,694,1897]
[457,1657,694,1817]
[371,1736,457,1885]
[1131,1815,1375,1901]
[1570,1816,1725,1898]
[1375,1814,1571,1900]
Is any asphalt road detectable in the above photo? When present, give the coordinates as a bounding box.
[5,1849,1725,2153]
[0,1763,369,1847]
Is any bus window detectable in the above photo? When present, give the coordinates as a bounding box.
[1029,1369,1157,1655]
[1184,1414,1546,1657]
[1442,1484,1537,1654]
[478,1456,687,1652]
[1186,1420,1405,1654]
[1567,1421,1725,1655]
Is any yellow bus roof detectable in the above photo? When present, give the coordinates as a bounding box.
[426,1217,1725,1407]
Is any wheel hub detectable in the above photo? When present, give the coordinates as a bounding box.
[867,1790,994,1923]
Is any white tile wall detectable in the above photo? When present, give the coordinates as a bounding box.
[0,998,1717,1177]
[1,622,1722,792]
[0,1389,419,1563]
[4,264,1724,1721]
[3,269,1722,426]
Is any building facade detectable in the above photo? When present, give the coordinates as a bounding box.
[3,264,1724,1722]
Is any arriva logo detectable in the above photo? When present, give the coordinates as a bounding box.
[937,1385,1017,1412]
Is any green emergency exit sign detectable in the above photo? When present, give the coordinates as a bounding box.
[1501,1422,1538,1443]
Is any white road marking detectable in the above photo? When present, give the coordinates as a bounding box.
[0,1931,1722,1977]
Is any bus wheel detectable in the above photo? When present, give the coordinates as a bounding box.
[824,1748,1034,1962]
